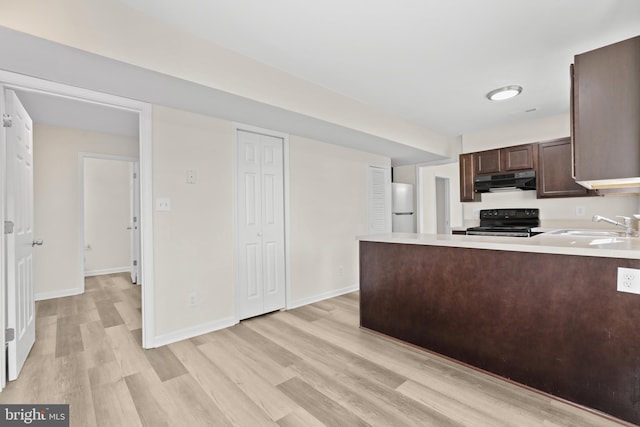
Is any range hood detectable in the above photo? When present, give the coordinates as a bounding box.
[474,170,536,193]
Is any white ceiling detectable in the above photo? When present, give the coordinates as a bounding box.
[114,0,640,137]
[4,2,639,164]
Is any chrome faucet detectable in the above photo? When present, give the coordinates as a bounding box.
[592,215,635,236]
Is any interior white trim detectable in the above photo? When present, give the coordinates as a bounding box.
[417,166,424,234]
[0,87,7,391]
[287,283,359,310]
[84,267,131,277]
[78,152,139,296]
[0,70,155,354]
[153,316,237,348]
[35,287,82,302]
[232,122,290,321]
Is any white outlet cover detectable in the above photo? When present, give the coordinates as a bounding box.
[186,169,197,184]
[156,197,171,211]
[617,267,640,294]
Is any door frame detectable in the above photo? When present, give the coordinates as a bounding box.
[78,153,139,287]
[0,70,155,391]
[435,176,451,234]
[232,123,290,322]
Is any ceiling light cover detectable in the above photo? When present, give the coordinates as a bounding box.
[487,85,523,101]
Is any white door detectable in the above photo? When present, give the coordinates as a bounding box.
[237,130,285,320]
[5,89,36,381]
[368,166,391,234]
[129,162,140,284]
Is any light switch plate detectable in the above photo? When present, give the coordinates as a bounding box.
[186,169,197,184]
[617,267,640,294]
[156,198,171,211]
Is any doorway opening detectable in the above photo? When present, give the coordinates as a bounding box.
[435,176,451,235]
[81,155,140,285]
[0,71,154,392]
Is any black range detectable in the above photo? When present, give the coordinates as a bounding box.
[466,208,540,237]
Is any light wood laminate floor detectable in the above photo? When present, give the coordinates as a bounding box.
[0,273,628,426]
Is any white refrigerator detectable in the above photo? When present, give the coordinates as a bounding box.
[391,183,415,232]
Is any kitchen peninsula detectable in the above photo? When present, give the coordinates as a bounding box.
[359,233,640,425]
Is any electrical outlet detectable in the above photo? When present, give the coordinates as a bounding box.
[338,265,344,277]
[156,198,171,211]
[575,206,586,217]
[617,267,640,294]
[186,169,197,184]
[187,292,197,307]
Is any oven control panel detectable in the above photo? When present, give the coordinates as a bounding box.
[480,208,539,220]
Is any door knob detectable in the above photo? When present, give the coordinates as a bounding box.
[32,240,43,247]
[127,226,132,230]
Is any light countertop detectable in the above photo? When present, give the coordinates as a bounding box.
[358,232,640,260]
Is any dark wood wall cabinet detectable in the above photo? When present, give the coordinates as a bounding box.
[537,137,590,198]
[360,241,640,425]
[460,139,589,202]
[572,35,640,183]
[474,144,536,176]
[459,153,477,202]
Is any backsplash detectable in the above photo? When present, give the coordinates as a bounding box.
[461,190,640,229]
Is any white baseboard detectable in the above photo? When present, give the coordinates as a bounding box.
[84,267,130,277]
[35,287,83,301]
[288,283,359,310]
[152,316,238,348]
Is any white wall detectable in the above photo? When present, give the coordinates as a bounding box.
[33,124,138,300]
[151,106,235,337]
[84,158,131,275]
[0,0,453,158]
[150,106,391,338]
[288,135,390,306]
[460,113,639,228]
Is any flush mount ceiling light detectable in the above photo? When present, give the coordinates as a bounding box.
[486,85,523,101]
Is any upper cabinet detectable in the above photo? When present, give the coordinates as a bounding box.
[537,138,590,198]
[459,153,477,202]
[474,149,501,175]
[460,139,593,202]
[572,35,640,188]
[503,144,536,172]
[474,144,536,176]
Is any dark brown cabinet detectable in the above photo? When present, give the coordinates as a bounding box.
[460,139,591,202]
[502,144,536,172]
[537,138,590,198]
[572,35,640,184]
[474,144,535,176]
[474,149,501,175]
[459,153,477,202]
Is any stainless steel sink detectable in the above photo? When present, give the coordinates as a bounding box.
[546,229,628,237]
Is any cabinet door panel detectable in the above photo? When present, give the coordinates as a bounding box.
[573,36,640,182]
[474,150,501,175]
[537,138,589,198]
[459,153,476,202]
[503,144,535,171]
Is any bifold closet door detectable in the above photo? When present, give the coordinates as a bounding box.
[237,130,285,320]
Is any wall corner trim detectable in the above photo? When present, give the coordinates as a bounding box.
[152,316,238,348]
[288,284,359,310]
[35,288,83,302]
